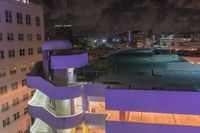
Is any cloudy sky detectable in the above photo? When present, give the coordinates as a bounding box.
[43,0,200,36]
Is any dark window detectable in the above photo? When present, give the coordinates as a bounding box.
[19,49,25,56]
[37,47,42,54]
[23,93,28,101]
[0,69,6,78]
[5,10,12,23]
[25,15,31,25]
[16,13,23,24]
[0,51,4,59]
[13,112,20,120]
[8,50,15,58]
[7,33,14,41]
[20,65,27,72]
[1,102,9,112]
[37,34,41,41]
[18,34,24,41]
[13,98,19,106]
[27,34,32,41]
[11,82,18,91]
[0,32,3,41]
[0,86,7,95]
[21,79,26,86]
[28,48,33,55]
[36,16,40,26]
[2,117,10,128]
[24,107,29,114]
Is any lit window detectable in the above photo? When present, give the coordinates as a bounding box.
[10,66,17,75]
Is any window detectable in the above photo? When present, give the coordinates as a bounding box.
[0,51,4,59]
[37,47,42,54]
[35,16,40,26]
[11,82,18,91]
[13,112,20,120]
[27,34,32,41]
[23,93,28,101]
[21,79,26,87]
[18,34,24,41]
[7,33,14,41]
[16,13,23,24]
[10,66,17,75]
[0,86,7,95]
[28,48,33,55]
[13,98,19,106]
[19,49,25,57]
[0,32,2,41]
[5,10,12,23]
[2,117,10,128]
[1,102,9,112]
[24,107,29,114]
[0,69,6,78]
[8,50,15,58]
[25,14,31,25]
[36,34,41,41]
[20,65,27,72]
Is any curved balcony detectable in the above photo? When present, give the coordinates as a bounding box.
[28,91,84,129]
[51,53,88,69]
[27,75,82,100]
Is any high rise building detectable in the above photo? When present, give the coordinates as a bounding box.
[0,0,44,132]
[27,41,200,133]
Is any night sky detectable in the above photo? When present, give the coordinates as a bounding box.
[44,0,200,36]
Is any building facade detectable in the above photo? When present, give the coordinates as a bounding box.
[0,0,44,132]
[27,41,200,133]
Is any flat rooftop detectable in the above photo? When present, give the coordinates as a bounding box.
[96,48,200,92]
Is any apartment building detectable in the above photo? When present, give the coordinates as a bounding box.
[27,41,200,133]
[0,0,44,133]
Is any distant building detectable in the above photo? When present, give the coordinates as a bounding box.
[47,24,73,41]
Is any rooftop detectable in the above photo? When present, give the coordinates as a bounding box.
[95,48,200,92]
